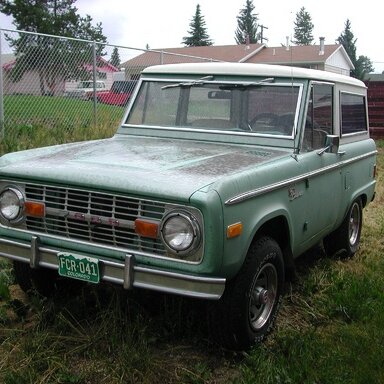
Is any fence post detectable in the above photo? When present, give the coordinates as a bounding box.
[0,30,4,140]
[92,41,97,128]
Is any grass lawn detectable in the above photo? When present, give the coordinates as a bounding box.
[3,94,125,126]
[1,95,121,154]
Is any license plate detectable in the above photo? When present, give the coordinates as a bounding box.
[58,253,100,284]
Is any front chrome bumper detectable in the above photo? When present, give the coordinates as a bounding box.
[0,236,225,300]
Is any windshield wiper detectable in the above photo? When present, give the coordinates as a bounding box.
[219,77,275,90]
[161,75,214,90]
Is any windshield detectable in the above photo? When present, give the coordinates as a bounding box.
[126,80,301,136]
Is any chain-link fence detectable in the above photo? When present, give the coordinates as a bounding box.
[0,28,221,152]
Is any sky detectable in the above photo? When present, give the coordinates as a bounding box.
[1,0,383,73]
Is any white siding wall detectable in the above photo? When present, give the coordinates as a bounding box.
[325,50,351,76]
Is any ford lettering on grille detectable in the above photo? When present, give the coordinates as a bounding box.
[67,212,121,227]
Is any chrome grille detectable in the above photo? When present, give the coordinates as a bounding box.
[24,184,167,255]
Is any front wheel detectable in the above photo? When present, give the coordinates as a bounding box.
[323,198,363,258]
[13,261,58,297]
[209,236,285,351]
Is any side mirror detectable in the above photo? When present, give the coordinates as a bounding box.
[317,135,342,155]
[325,135,340,154]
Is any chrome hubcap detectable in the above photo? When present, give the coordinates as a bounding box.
[349,202,361,246]
[255,287,269,305]
[249,263,278,331]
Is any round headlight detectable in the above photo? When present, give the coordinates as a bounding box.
[161,211,200,254]
[0,187,24,223]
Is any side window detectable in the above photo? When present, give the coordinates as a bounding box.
[303,83,333,151]
[340,93,368,135]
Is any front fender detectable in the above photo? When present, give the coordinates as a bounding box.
[220,196,293,279]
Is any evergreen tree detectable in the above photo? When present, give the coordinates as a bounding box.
[182,4,213,47]
[110,47,121,68]
[354,55,374,79]
[337,19,357,64]
[293,7,314,45]
[0,0,107,95]
[337,19,374,79]
[235,0,259,44]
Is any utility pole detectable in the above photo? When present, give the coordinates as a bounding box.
[260,25,269,44]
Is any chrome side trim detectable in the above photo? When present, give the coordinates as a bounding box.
[0,236,225,300]
[225,150,377,205]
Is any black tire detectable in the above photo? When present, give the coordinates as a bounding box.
[323,198,363,258]
[209,236,285,351]
[13,261,58,297]
[13,261,33,293]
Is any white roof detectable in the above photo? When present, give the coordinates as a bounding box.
[143,62,365,88]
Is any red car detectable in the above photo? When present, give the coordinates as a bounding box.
[97,80,137,106]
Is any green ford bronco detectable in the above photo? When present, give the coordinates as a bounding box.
[0,63,377,350]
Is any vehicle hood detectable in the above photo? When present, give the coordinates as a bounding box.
[0,136,287,201]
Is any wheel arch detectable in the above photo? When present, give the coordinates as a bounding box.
[359,193,368,208]
[350,181,375,209]
[250,214,295,280]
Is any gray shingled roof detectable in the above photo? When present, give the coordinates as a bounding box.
[122,43,348,69]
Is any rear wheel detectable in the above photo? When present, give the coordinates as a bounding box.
[323,198,363,258]
[209,236,284,350]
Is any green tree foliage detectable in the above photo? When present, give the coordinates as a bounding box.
[293,7,314,45]
[110,47,121,68]
[182,4,213,47]
[354,55,374,79]
[235,0,259,44]
[0,0,107,95]
[337,19,374,79]
[337,20,357,64]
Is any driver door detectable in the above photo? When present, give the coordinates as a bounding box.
[296,82,343,250]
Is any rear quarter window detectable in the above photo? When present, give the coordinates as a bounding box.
[340,92,368,135]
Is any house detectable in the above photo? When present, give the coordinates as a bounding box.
[121,38,354,79]
[364,73,384,138]
[2,55,119,96]
[64,57,120,94]
[121,43,265,79]
[245,38,353,76]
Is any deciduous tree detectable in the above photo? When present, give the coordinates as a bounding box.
[182,4,213,47]
[0,0,107,95]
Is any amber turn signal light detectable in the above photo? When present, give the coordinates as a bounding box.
[227,222,243,238]
[25,201,45,218]
[135,219,159,239]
